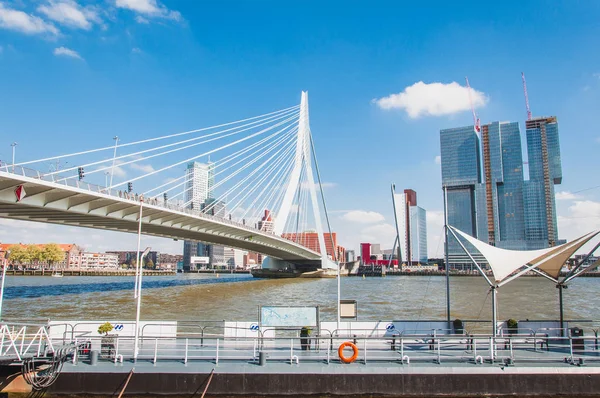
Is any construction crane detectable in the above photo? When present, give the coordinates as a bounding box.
[521,72,532,121]
[465,76,481,134]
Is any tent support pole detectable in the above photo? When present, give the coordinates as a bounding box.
[491,286,497,338]
[443,186,450,325]
[558,284,565,337]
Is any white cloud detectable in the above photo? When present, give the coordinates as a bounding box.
[135,15,149,24]
[426,210,445,258]
[374,81,488,119]
[361,223,396,244]
[594,73,600,80]
[53,46,83,60]
[558,200,600,242]
[115,0,181,21]
[555,191,580,201]
[131,47,142,54]
[37,0,100,30]
[130,163,154,173]
[434,155,441,165]
[0,3,59,35]
[341,210,385,224]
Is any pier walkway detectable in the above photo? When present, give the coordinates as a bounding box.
[3,320,600,395]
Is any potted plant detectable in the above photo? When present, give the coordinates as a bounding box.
[98,322,116,359]
[300,326,312,351]
[506,318,518,335]
[453,319,464,335]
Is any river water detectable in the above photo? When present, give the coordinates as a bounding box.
[2,273,598,323]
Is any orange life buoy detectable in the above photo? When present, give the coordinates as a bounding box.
[338,341,359,363]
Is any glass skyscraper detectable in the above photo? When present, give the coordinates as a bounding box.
[440,126,483,267]
[440,117,562,268]
[524,117,562,248]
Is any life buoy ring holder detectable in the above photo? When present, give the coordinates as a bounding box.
[338,341,359,363]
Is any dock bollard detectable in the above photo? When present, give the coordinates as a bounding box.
[259,351,266,366]
[90,350,98,366]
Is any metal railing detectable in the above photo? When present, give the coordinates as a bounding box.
[50,331,600,367]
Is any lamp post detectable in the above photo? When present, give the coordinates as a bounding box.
[133,246,151,362]
[10,142,17,172]
[109,136,119,188]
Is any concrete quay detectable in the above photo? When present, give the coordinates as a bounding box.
[44,360,600,396]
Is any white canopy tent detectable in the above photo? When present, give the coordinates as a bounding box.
[447,226,600,336]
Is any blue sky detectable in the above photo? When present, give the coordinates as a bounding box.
[0,0,599,256]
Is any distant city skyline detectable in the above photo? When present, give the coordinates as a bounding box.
[0,1,598,257]
[440,116,563,267]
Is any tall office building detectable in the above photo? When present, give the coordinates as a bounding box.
[185,161,214,211]
[394,189,428,265]
[524,117,562,248]
[440,117,562,268]
[439,126,482,267]
[183,161,215,270]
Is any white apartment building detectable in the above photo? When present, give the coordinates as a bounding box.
[79,252,119,269]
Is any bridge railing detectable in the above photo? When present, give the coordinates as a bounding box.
[0,165,298,242]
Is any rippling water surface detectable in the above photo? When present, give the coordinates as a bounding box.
[2,273,599,323]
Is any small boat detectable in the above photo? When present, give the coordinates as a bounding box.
[51,272,63,278]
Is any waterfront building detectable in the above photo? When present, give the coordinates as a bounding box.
[282,231,345,261]
[0,243,81,269]
[345,250,356,263]
[158,253,184,270]
[394,189,428,265]
[243,252,260,268]
[439,117,562,268]
[223,248,245,268]
[182,161,216,271]
[258,210,274,233]
[78,252,119,269]
[106,250,160,267]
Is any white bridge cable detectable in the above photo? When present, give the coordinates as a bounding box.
[211,129,296,179]
[251,155,297,229]
[50,109,300,181]
[152,177,190,200]
[209,127,290,172]
[240,152,296,226]
[183,128,297,211]
[239,149,296,223]
[105,112,300,190]
[208,126,297,192]
[201,132,297,214]
[15,105,300,167]
[144,128,294,199]
[143,174,187,196]
[225,139,298,217]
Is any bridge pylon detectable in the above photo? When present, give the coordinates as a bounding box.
[263,92,334,272]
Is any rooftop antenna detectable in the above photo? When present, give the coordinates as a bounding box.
[521,72,532,120]
[465,76,481,134]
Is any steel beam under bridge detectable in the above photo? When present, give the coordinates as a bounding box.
[0,170,321,262]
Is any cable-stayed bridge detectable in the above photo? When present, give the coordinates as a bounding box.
[0,92,336,272]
